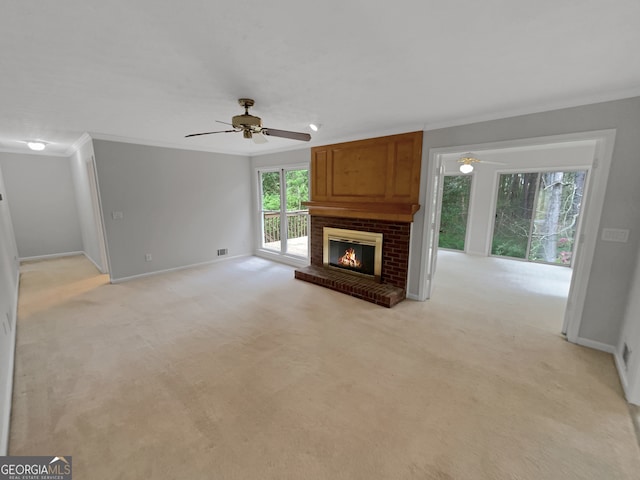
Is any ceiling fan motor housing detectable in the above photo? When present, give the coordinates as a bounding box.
[232,114,262,131]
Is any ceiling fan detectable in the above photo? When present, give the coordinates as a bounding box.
[457,152,504,173]
[185,98,311,144]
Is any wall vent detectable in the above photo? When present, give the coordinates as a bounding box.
[217,248,228,256]
[623,343,631,369]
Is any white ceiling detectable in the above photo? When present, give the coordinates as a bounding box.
[2,0,640,157]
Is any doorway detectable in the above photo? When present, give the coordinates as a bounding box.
[257,166,310,260]
[417,130,616,344]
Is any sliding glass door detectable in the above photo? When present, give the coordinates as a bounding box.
[491,170,587,266]
[259,167,309,258]
[438,175,472,251]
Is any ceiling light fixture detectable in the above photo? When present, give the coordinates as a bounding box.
[458,152,479,174]
[27,141,46,151]
[459,163,474,174]
[309,123,319,132]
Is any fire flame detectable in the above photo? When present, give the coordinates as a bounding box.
[338,248,361,268]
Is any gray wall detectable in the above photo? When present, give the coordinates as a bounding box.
[70,138,107,271]
[0,152,83,258]
[619,237,640,404]
[252,148,311,169]
[0,164,19,454]
[409,96,640,347]
[93,140,253,281]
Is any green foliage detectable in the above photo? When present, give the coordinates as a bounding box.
[261,169,309,211]
[439,175,471,251]
[491,171,585,265]
[261,171,280,211]
[491,235,527,258]
[285,169,309,211]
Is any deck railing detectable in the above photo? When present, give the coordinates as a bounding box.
[263,210,309,243]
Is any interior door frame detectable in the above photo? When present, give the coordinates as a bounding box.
[416,129,616,346]
[86,154,110,274]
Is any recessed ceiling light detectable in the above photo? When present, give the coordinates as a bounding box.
[27,141,46,151]
[309,123,319,132]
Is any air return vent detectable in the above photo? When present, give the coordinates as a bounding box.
[217,248,228,256]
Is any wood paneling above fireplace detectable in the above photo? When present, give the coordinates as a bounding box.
[304,131,423,222]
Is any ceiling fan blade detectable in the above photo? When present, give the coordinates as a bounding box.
[185,129,237,138]
[216,120,234,126]
[252,132,268,144]
[262,128,311,142]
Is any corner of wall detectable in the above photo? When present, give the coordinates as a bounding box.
[0,268,19,455]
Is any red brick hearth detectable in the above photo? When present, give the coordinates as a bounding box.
[294,216,411,307]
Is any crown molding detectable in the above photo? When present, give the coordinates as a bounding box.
[0,146,69,157]
[249,122,425,158]
[88,132,250,157]
[423,88,640,132]
[65,132,93,156]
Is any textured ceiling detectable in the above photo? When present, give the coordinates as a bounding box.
[1,0,640,156]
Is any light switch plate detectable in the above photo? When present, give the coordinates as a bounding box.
[601,228,630,243]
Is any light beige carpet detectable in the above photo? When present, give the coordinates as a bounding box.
[9,253,640,479]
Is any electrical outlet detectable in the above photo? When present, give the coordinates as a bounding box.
[145,254,152,262]
[217,248,228,256]
[112,211,124,220]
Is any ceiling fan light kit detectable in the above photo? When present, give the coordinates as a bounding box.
[186,98,311,143]
[458,152,479,173]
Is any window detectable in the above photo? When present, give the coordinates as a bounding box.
[491,170,587,265]
[259,167,309,258]
[439,175,472,251]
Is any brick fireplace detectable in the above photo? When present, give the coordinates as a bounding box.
[293,131,422,307]
[294,216,411,307]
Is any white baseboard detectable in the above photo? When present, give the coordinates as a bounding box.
[614,351,630,396]
[19,251,84,262]
[406,293,420,301]
[573,336,616,354]
[82,252,106,274]
[0,269,19,455]
[110,254,250,284]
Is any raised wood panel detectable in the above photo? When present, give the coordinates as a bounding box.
[311,149,328,199]
[307,131,423,222]
[331,144,388,197]
[391,139,418,199]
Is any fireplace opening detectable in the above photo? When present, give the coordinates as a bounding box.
[323,227,383,281]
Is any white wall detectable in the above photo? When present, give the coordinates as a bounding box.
[70,137,107,272]
[441,142,596,256]
[409,96,640,348]
[0,152,83,258]
[93,140,253,281]
[0,164,19,455]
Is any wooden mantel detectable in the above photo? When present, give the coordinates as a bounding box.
[303,131,423,222]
